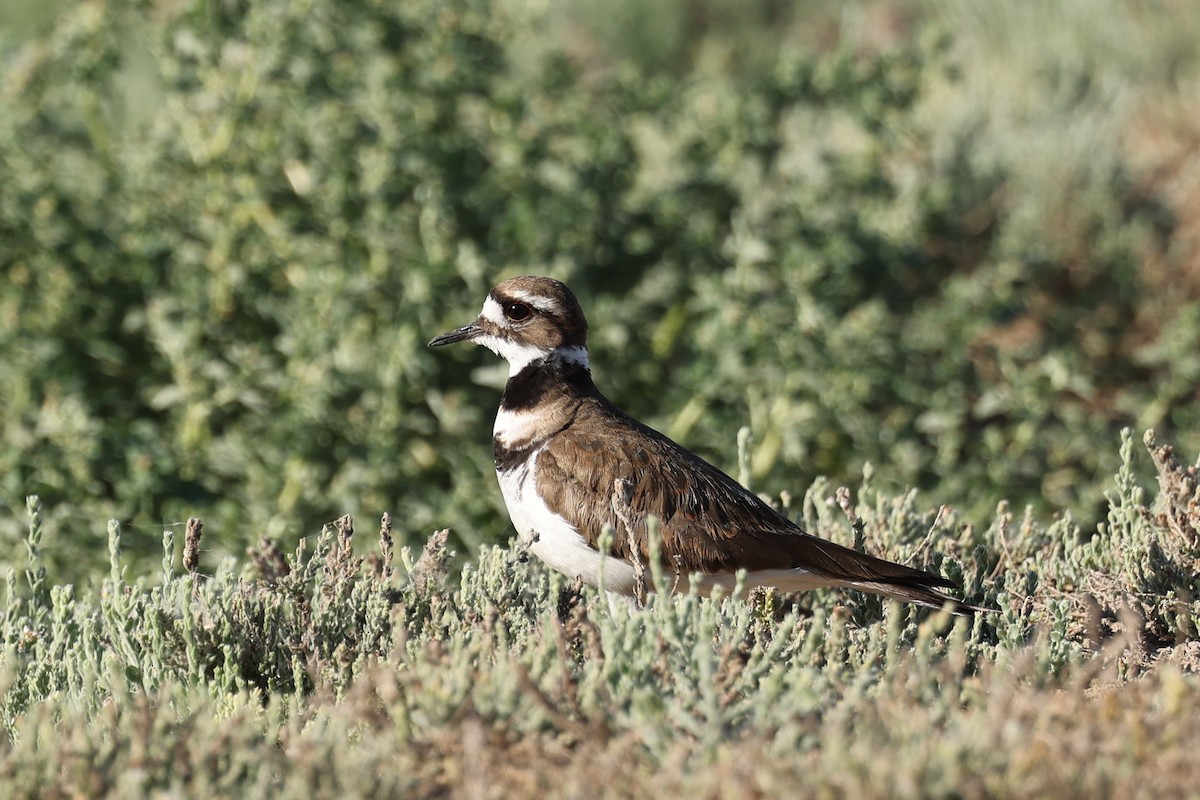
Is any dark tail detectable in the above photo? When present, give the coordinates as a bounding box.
[846,578,996,615]
[790,533,996,615]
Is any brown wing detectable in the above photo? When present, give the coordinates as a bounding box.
[533,397,955,590]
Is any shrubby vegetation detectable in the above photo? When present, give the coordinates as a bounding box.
[3,0,1198,581]
[2,0,1199,794]
[1,431,1198,796]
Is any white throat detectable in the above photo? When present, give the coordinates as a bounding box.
[477,335,552,376]
[478,342,590,377]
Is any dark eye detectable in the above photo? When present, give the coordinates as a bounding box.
[503,302,532,321]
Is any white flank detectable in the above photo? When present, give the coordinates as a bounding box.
[493,407,543,447]
[497,451,637,593]
[691,568,833,594]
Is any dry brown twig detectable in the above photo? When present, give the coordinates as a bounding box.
[835,486,866,552]
[183,517,203,575]
[611,478,647,607]
[410,528,451,595]
[1144,428,1200,550]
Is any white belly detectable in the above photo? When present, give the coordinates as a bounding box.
[497,449,637,593]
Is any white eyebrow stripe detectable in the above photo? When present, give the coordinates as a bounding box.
[500,288,561,315]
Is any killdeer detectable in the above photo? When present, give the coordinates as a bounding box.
[430,276,987,612]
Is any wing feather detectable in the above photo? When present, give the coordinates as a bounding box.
[534,398,954,590]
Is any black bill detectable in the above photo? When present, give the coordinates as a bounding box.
[427,323,482,347]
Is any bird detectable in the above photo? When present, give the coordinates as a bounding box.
[429,276,988,613]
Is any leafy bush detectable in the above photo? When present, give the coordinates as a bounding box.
[2,0,1198,586]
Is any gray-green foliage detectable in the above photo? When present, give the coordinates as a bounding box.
[3,0,1199,583]
[1,433,1198,797]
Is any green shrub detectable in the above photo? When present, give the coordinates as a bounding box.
[2,0,1198,586]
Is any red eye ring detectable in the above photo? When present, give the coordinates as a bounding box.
[503,302,532,321]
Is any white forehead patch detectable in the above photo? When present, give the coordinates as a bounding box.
[480,296,505,326]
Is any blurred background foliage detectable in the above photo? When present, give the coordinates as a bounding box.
[1,0,1199,582]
